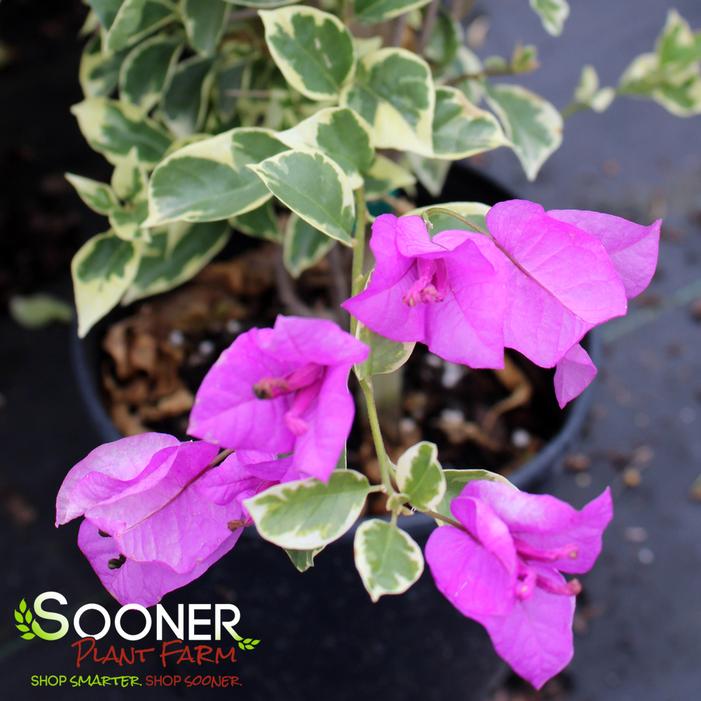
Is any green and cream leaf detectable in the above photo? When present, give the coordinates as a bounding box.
[72,232,141,336]
[66,174,120,215]
[249,149,355,244]
[355,325,414,380]
[71,98,172,166]
[278,107,374,188]
[244,471,370,549]
[160,55,215,137]
[147,127,287,225]
[364,155,416,200]
[105,0,176,53]
[396,441,445,511]
[341,48,434,153]
[353,0,430,24]
[119,35,182,111]
[354,520,424,602]
[123,221,229,302]
[231,201,282,242]
[485,83,563,180]
[181,0,227,56]
[529,0,569,36]
[283,213,335,277]
[259,5,355,100]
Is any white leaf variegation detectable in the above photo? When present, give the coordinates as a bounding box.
[353,0,431,24]
[72,232,142,337]
[396,441,446,511]
[341,48,434,153]
[72,98,172,167]
[244,471,370,550]
[259,5,356,100]
[364,155,416,200]
[146,127,288,225]
[354,520,424,602]
[283,213,335,277]
[65,174,120,215]
[278,107,374,189]
[529,0,570,36]
[485,83,563,180]
[248,149,355,244]
[123,220,230,303]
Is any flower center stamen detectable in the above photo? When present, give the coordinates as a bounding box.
[253,363,325,437]
[402,259,449,307]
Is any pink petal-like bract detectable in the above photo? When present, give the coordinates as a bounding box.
[425,480,613,688]
[188,316,368,482]
[486,200,628,368]
[56,433,248,606]
[548,209,661,299]
[554,343,598,408]
[342,214,506,368]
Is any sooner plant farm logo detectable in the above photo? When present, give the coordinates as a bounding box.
[13,592,260,690]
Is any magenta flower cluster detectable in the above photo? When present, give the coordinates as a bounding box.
[344,200,660,407]
[57,199,659,689]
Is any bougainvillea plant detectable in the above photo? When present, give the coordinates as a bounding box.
[59,0,695,689]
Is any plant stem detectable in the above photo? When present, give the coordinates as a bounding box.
[360,379,395,496]
[349,188,367,336]
[423,509,467,531]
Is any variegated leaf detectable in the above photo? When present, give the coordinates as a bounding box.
[260,5,355,100]
[160,55,215,137]
[248,149,355,244]
[147,128,287,224]
[341,48,434,153]
[283,213,335,277]
[105,0,176,53]
[66,174,120,215]
[354,520,424,602]
[529,0,569,36]
[244,471,370,549]
[181,0,227,56]
[396,441,445,511]
[353,0,430,24]
[72,232,141,336]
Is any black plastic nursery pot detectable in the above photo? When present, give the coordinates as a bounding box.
[70,165,601,700]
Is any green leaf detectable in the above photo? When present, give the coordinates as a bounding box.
[181,0,227,56]
[119,35,182,111]
[72,232,141,336]
[106,0,176,53]
[353,520,424,602]
[123,220,229,302]
[66,173,120,215]
[618,11,701,117]
[79,35,127,97]
[285,546,324,572]
[21,633,35,641]
[283,213,335,277]
[396,441,445,511]
[16,623,29,633]
[14,610,23,623]
[341,48,434,152]
[72,98,172,166]
[147,127,287,225]
[353,0,430,24]
[363,155,415,200]
[249,149,355,245]
[244,471,370,549]
[484,82,562,180]
[109,199,150,240]
[439,46,483,104]
[406,154,450,197]
[428,86,508,159]
[160,55,215,137]
[111,148,148,201]
[529,0,569,36]
[260,5,355,101]
[223,0,296,6]
[572,65,615,113]
[408,201,489,233]
[355,324,414,380]
[9,294,73,329]
[232,201,282,242]
[19,599,27,614]
[424,10,462,68]
[87,0,124,29]
[278,107,374,189]
[433,468,515,523]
